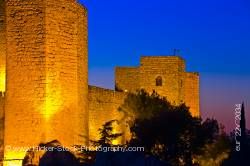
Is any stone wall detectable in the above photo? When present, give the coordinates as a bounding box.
[4,0,88,165]
[0,93,4,162]
[0,2,5,157]
[88,86,127,144]
[0,0,201,165]
[139,56,185,104]
[115,67,139,92]
[5,1,47,163]
[184,72,200,117]
[0,0,6,93]
[44,0,88,147]
[115,56,200,117]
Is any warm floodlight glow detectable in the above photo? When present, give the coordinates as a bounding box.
[4,161,22,166]
[43,75,62,121]
[4,151,26,166]
[0,66,5,92]
[111,121,121,145]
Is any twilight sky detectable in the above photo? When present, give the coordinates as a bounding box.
[79,0,250,132]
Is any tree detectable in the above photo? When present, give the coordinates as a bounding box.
[222,103,250,166]
[240,102,246,148]
[23,140,81,166]
[92,120,122,147]
[119,90,219,166]
[119,90,171,124]
[193,125,231,166]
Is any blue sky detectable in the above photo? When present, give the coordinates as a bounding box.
[79,0,250,131]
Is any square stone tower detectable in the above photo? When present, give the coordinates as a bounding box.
[115,56,200,117]
[3,0,88,165]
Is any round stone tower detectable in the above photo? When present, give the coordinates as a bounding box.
[4,0,88,165]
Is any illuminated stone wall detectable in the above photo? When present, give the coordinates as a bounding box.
[44,0,88,147]
[4,0,88,165]
[0,1,5,157]
[184,72,200,117]
[115,56,200,117]
[0,0,200,164]
[0,0,6,93]
[88,86,128,144]
[0,92,4,161]
[139,56,185,104]
[115,67,139,92]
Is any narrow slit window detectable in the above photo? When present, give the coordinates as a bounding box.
[156,76,163,86]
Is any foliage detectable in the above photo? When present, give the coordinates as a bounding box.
[76,120,123,165]
[119,90,222,166]
[92,120,122,147]
[119,90,171,124]
[222,103,250,166]
[74,145,96,166]
[193,125,231,166]
[221,130,250,166]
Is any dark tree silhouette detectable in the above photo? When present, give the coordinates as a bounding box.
[92,120,122,147]
[240,102,246,147]
[119,90,219,166]
[222,102,250,166]
[39,150,79,166]
[193,124,231,166]
[22,140,82,166]
[38,140,79,166]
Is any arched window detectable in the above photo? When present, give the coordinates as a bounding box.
[156,76,163,86]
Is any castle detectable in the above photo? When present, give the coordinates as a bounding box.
[0,0,199,165]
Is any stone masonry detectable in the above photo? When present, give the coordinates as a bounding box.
[0,0,6,93]
[0,0,200,165]
[88,86,128,143]
[2,0,88,165]
[115,56,200,117]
